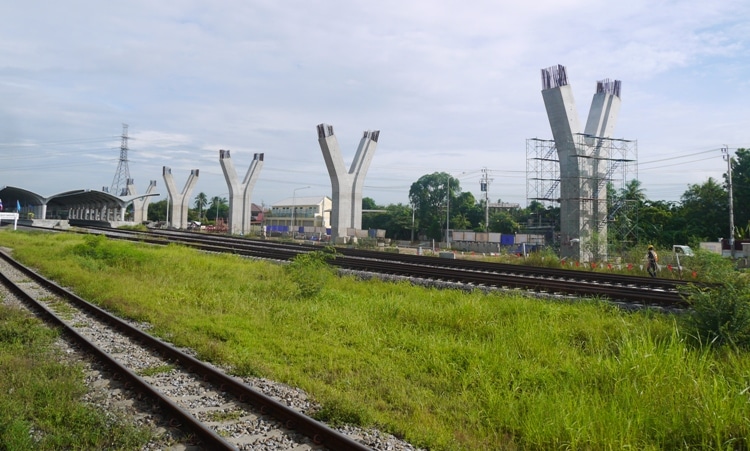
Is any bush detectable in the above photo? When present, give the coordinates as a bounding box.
[681,275,750,348]
[285,249,336,298]
[117,223,148,232]
[524,248,564,269]
[69,234,149,269]
[354,237,378,249]
[678,248,735,283]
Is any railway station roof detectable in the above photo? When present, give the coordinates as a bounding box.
[0,186,158,210]
[0,186,46,208]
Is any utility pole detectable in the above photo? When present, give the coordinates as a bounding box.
[410,203,415,242]
[481,167,491,232]
[723,146,735,258]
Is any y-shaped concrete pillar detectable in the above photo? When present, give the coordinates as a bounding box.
[219,150,264,235]
[317,124,379,241]
[162,167,199,230]
[541,65,621,262]
[127,179,157,223]
[584,79,622,261]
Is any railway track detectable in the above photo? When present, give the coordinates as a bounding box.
[0,248,390,450]
[2,225,701,448]
[75,226,693,308]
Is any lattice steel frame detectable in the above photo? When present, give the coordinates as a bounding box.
[526,135,638,255]
[526,138,559,208]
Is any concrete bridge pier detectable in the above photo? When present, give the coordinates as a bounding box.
[541,64,621,262]
[163,167,199,229]
[128,179,158,223]
[317,124,379,241]
[219,150,264,235]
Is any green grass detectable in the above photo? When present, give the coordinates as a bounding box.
[1,230,749,450]
[138,364,175,377]
[0,303,152,450]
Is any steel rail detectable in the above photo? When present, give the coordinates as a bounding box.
[327,257,686,306]
[131,227,696,294]
[0,249,373,451]
[0,255,235,450]
[37,225,691,306]
[139,234,688,306]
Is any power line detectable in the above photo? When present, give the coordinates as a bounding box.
[639,148,723,166]
[639,156,720,171]
[0,136,115,148]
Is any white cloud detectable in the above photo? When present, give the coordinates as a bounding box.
[0,0,748,205]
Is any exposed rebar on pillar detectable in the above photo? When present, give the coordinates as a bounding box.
[317,124,379,241]
[583,79,622,260]
[219,150,264,236]
[162,167,199,229]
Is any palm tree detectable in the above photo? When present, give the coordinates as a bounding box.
[620,179,646,205]
[194,192,208,222]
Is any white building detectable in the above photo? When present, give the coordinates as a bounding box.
[264,195,332,231]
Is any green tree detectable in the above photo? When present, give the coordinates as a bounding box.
[514,201,558,246]
[638,200,677,248]
[605,180,646,250]
[453,192,483,230]
[409,172,460,241]
[620,179,647,205]
[209,196,229,222]
[148,199,168,222]
[362,197,378,211]
[525,200,548,222]
[489,210,520,234]
[679,177,728,242]
[362,203,415,240]
[148,198,201,223]
[194,192,208,221]
[727,148,750,236]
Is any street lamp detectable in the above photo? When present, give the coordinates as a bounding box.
[291,186,311,235]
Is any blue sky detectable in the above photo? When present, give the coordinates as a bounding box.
[1,1,748,209]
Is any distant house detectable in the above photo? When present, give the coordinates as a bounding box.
[264,196,331,230]
[250,203,263,224]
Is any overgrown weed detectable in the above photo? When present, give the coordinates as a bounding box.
[3,230,750,450]
[285,248,337,298]
[0,305,152,449]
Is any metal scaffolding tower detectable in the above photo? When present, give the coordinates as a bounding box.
[110,124,131,196]
[526,138,559,208]
[526,134,638,256]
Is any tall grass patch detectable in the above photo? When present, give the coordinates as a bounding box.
[2,230,750,450]
[0,305,151,449]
